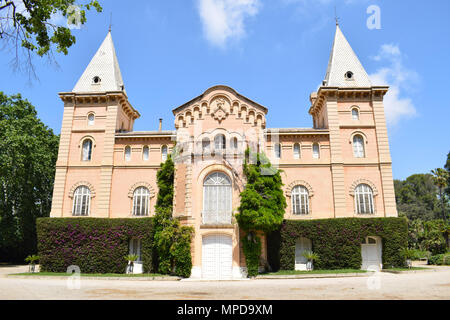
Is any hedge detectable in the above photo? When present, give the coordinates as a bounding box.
[36,218,154,274]
[268,217,408,271]
[428,253,450,266]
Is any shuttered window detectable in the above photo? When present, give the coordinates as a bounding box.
[203,172,232,224]
[353,135,365,158]
[133,187,150,216]
[292,186,309,215]
[72,186,91,216]
[355,184,374,214]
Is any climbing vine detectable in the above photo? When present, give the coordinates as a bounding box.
[236,149,287,276]
[153,155,194,278]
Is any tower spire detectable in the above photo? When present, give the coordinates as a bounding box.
[334,7,339,26]
[323,24,372,88]
[72,31,125,93]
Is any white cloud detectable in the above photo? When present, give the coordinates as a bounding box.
[197,0,260,47]
[369,44,418,126]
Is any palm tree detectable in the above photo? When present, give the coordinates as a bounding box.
[124,254,139,274]
[431,168,449,223]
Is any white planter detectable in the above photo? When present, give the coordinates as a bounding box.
[306,261,314,271]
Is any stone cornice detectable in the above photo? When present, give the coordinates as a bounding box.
[308,86,389,116]
[59,91,140,121]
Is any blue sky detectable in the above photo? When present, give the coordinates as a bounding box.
[0,0,449,180]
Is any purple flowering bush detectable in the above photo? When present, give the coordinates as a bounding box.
[36,218,154,274]
[267,217,407,271]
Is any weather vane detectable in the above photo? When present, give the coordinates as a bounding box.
[109,12,113,33]
[335,7,340,26]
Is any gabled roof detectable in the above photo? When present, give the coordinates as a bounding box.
[323,25,372,88]
[172,85,268,115]
[73,31,126,93]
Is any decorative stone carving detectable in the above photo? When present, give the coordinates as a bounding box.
[349,179,378,196]
[69,181,96,198]
[128,182,156,198]
[211,97,230,123]
[285,180,314,197]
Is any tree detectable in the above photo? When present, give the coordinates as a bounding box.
[394,174,440,221]
[431,168,449,223]
[0,92,59,262]
[236,149,287,276]
[445,152,450,198]
[0,0,102,77]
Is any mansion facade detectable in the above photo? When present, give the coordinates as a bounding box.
[50,25,398,279]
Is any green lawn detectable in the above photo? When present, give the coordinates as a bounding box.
[263,269,368,276]
[10,272,168,278]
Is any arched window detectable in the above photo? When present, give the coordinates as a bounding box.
[125,146,131,161]
[161,145,168,161]
[274,143,281,159]
[355,184,374,214]
[82,139,93,161]
[312,143,320,159]
[142,146,149,161]
[72,186,91,216]
[353,135,365,158]
[352,108,359,120]
[87,113,95,126]
[202,138,210,154]
[132,187,150,216]
[292,186,309,215]
[203,172,232,224]
[231,137,238,151]
[293,143,301,159]
[214,134,226,152]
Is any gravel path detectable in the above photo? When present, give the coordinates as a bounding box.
[0,264,449,300]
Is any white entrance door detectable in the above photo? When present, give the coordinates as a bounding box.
[295,237,312,271]
[202,234,233,279]
[361,236,382,271]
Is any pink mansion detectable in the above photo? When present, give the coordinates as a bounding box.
[50,25,398,278]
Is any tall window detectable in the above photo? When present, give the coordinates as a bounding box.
[132,187,150,216]
[231,137,238,151]
[355,184,374,214]
[352,108,359,120]
[125,146,131,161]
[293,143,301,159]
[353,135,365,158]
[72,186,91,216]
[87,113,95,126]
[82,139,93,161]
[292,186,309,215]
[129,238,142,262]
[202,138,210,154]
[203,172,232,224]
[274,143,281,159]
[312,143,320,159]
[214,134,226,152]
[142,146,149,161]
[161,145,168,161]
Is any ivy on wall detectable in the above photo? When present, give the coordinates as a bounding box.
[37,218,154,274]
[236,149,287,276]
[269,217,408,271]
[153,155,194,278]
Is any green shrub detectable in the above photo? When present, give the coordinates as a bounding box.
[274,217,408,271]
[242,234,262,277]
[428,253,450,265]
[37,218,154,274]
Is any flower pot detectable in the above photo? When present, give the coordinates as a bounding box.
[306,261,314,271]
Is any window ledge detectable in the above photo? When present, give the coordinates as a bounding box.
[200,224,234,229]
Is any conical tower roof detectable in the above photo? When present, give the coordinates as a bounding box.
[73,31,126,93]
[323,25,372,88]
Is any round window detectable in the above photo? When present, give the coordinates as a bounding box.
[345,71,354,80]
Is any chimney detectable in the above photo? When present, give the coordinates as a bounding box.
[159,118,162,132]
